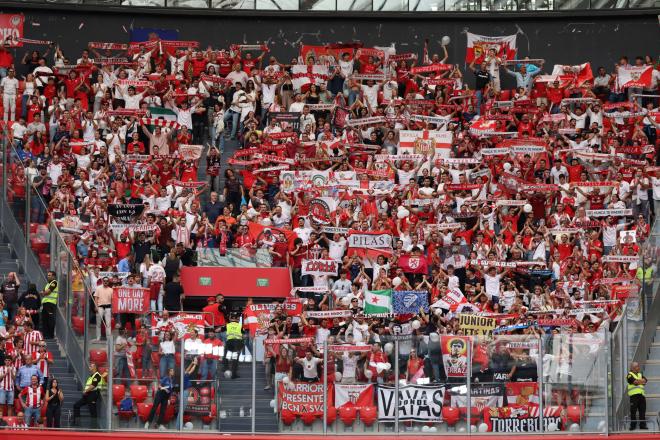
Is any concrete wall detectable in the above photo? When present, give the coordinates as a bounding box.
[1,4,658,82]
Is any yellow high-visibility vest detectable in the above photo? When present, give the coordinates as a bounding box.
[226,322,243,340]
[41,280,58,305]
[627,371,645,397]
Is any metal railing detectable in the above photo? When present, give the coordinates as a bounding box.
[11,0,659,12]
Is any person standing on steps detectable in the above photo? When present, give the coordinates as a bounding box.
[223,313,243,379]
[40,271,58,339]
[627,361,648,430]
[72,362,106,427]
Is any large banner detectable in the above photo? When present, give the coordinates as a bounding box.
[334,383,374,409]
[0,14,24,47]
[484,405,563,433]
[278,382,332,416]
[377,385,444,422]
[465,33,517,64]
[111,287,149,314]
[450,383,504,411]
[459,314,496,337]
[301,259,340,277]
[441,335,471,377]
[399,130,452,157]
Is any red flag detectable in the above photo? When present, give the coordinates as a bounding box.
[398,254,428,274]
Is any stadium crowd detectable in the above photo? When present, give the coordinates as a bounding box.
[0,33,658,429]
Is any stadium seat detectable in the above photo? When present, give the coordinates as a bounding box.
[359,406,377,426]
[89,349,108,366]
[442,406,460,426]
[72,316,85,335]
[566,405,583,424]
[280,409,296,426]
[338,406,357,427]
[112,384,126,405]
[499,89,511,101]
[300,412,316,426]
[137,402,153,422]
[129,384,148,403]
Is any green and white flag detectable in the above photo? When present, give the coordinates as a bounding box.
[148,106,177,121]
[364,289,392,315]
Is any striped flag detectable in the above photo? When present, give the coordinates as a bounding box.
[364,289,392,315]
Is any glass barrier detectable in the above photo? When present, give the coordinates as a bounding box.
[10,0,659,11]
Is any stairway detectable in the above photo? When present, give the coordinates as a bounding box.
[217,360,279,432]
[642,325,660,426]
[44,338,96,428]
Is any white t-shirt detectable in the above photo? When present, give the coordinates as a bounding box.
[483,273,501,299]
[301,357,321,379]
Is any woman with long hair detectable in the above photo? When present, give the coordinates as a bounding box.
[45,378,64,428]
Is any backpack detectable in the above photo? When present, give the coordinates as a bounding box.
[119,397,134,412]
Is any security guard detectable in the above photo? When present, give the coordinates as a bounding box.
[41,271,58,339]
[223,313,244,379]
[627,361,648,430]
[72,362,107,426]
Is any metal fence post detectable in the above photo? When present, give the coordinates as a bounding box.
[179,339,185,431]
[394,340,399,433]
[24,173,30,271]
[466,337,472,432]
[605,330,611,435]
[322,340,328,434]
[107,334,113,430]
[538,335,544,432]
[251,338,256,433]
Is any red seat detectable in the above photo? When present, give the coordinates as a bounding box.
[280,409,296,426]
[161,404,176,424]
[442,406,460,426]
[130,384,148,403]
[359,406,377,426]
[112,384,126,405]
[89,349,108,366]
[137,402,153,422]
[72,316,85,335]
[38,253,50,268]
[175,352,181,366]
[301,412,316,425]
[499,89,512,101]
[338,406,357,426]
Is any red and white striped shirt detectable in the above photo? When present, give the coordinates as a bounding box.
[0,365,16,391]
[32,352,53,379]
[20,385,43,408]
[13,349,24,369]
[24,331,43,356]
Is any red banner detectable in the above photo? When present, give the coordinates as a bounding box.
[278,382,333,416]
[112,287,149,313]
[0,14,24,47]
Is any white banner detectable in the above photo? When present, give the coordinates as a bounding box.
[348,233,393,249]
[377,385,445,422]
[586,209,632,217]
[301,259,341,276]
[602,255,638,263]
